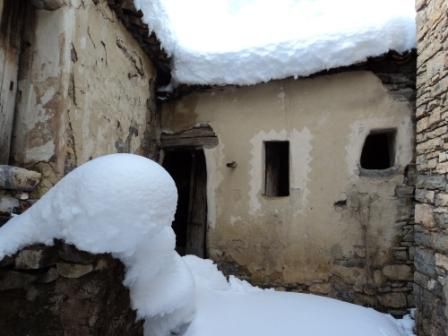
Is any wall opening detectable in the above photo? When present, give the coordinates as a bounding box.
[360,129,396,170]
[264,141,290,197]
[162,148,207,258]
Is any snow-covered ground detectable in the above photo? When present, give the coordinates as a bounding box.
[133,0,416,85]
[0,155,415,336]
[184,256,415,336]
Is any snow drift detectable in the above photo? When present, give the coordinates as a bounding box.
[0,154,195,336]
[0,154,413,336]
[133,0,416,85]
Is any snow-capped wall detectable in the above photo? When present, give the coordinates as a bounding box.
[133,0,416,85]
[0,154,195,336]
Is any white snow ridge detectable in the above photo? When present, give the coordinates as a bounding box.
[133,0,416,86]
[0,154,195,336]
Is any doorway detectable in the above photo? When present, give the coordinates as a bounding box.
[163,148,207,257]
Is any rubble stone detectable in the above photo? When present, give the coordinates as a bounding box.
[0,243,143,336]
[0,166,41,192]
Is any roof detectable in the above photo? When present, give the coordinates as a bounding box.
[133,0,416,86]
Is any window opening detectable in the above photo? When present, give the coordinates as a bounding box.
[264,141,290,197]
[360,129,396,170]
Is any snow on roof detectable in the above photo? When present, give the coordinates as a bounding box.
[133,0,416,86]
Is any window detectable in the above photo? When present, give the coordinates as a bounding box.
[264,141,290,197]
[360,129,396,170]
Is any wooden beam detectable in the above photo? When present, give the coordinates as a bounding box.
[161,125,218,149]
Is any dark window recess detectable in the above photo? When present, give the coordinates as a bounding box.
[360,130,396,170]
[264,141,290,197]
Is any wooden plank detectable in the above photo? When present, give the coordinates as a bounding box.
[161,125,218,149]
[0,1,24,164]
[186,149,207,258]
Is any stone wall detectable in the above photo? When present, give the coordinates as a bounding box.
[0,163,142,336]
[415,0,448,334]
[0,242,143,336]
[10,0,157,196]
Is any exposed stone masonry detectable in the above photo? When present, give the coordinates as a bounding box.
[0,165,142,336]
[415,0,448,334]
[0,242,143,336]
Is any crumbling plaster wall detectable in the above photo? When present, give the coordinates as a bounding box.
[162,70,415,313]
[11,0,156,195]
[414,0,448,334]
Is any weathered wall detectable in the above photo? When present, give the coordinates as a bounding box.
[11,0,156,195]
[162,69,415,313]
[414,0,448,334]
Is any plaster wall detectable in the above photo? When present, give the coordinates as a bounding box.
[162,71,415,311]
[11,0,156,194]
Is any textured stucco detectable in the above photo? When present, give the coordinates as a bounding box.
[11,0,156,194]
[162,70,415,311]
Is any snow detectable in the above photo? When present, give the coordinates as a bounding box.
[0,154,415,336]
[0,154,195,336]
[183,255,414,336]
[133,0,416,86]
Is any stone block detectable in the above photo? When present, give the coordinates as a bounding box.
[434,210,448,228]
[382,264,413,281]
[435,192,448,206]
[416,174,447,190]
[435,253,448,272]
[392,249,408,261]
[15,246,56,270]
[433,232,448,254]
[56,263,94,279]
[415,248,436,277]
[0,195,19,213]
[415,189,435,203]
[415,203,435,228]
[395,185,414,198]
[57,242,96,265]
[0,166,41,192]
[438,151,448,162]
[436,161,448,174]
[309,282,331,295]
[378,292,407,308]
[415,229,433,248]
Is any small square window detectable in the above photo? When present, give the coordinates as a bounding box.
[360,129,396,170]
[264,141,290,197]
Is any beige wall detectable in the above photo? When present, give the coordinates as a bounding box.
[11,0,156,194]
[162,71,415,309]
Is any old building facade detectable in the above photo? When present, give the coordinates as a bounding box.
[161,56,416,313]
[2,0,448,334]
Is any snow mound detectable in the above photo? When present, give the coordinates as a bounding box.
[0,154,195,336]
[184,255,412,336]
[133,0,416,85]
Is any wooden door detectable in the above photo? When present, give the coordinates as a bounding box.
[163,148,207,258]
